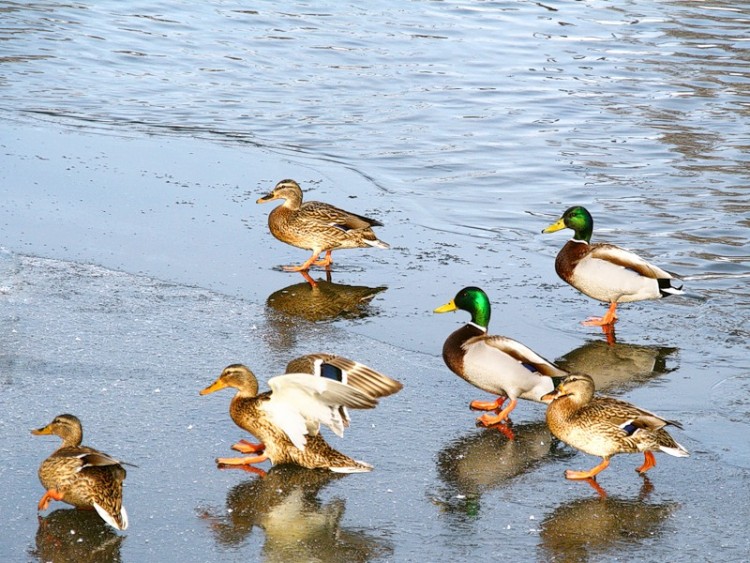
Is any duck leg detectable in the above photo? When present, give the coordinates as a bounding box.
[216,453,269,467]
[582,302,618,327]
[37,489,64,511]
[231,439,266,454]
[470,396,506,411]
[476,398,517,427]
[283,251,323,272]
[565,457,610,480]
[312,250,334,268]
[635,451,656,474]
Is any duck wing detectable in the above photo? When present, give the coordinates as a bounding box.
[300,201,382,230]
[265,373,377,450]
[587,243,674,280]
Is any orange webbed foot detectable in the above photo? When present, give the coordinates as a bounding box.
[231,439,266,454]
[37,489,64,511]
[564,458,610,480]
[581,303,618,327]
[635,451,656,474]
[475,399,517,428]
[470,397,506,411]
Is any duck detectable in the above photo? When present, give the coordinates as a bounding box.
[256,179,389,272]
[541,373,689,481]
[200,361,402,473]
[434,286,567,427]
[31,414,129,531]
[228,354,404,456]
[542,206,683,327]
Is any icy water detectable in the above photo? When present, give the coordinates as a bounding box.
[1,1,750,561]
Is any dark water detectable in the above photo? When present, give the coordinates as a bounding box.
[1,1,749,561]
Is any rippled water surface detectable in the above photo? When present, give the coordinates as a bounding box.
[1,1,749,561]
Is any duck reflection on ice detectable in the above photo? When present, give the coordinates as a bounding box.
[433,421,573,517]
[556,339,678,394]
[266,271,386,322]
[538,478,678,561]
[31,509,124,563]
[199,465,393,561]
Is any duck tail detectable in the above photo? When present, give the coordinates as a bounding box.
[659,441,690,458]
[329,460,374,473]
[94,502,129,531]
[364,237,390,250]
[658,277,684,297]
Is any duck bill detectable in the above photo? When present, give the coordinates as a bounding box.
[433,300,458,314]
[540,388,563,403]
[542,218,566,234]
[200,378,228,396]
[31,424,53,436]
[256,192,277,204]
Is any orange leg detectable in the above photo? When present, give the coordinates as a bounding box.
[38,489,64,511]
[476,398,517,427]
[231,439,266,454]
[602,323,617,346]
[565,457,610,480]
[299,270,318,288]
[470,396,506,411]
[584,477,608,498]
[582,302,618,327]
[312,250,333,268]
[282,251,322,272]
[216,453,269,467]
[494,422,515,441]
[636,451,656,474]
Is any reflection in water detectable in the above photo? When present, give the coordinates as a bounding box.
[264,274,387,349]
[433,422,572,517]
[556,340,678,394]
[200,465,392,562]
[30,509,124,563]
[266,273,386,322]
[539,481,678,562]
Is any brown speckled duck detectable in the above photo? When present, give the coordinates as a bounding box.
[200,361,401,473]
[32,414,129,530]
[542,206,683,326]
[542,373,689,481]
[256,179,389,271]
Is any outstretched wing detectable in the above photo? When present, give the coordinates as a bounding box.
[287,353,403,398]
[264,373,377,450]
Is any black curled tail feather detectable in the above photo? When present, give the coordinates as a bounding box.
[658,277,684,298]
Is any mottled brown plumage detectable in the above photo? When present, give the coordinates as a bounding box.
[200,363,401,473]
[542,374,689,481]
[257,179,389,271]
[32,414,129,530]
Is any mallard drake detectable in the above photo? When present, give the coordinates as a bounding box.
[542,206,683,326]
[200,361,401,473]
[542,373,689,480]
[434,287,567,427]
[256,179,389,272]
[32,414,129,530]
